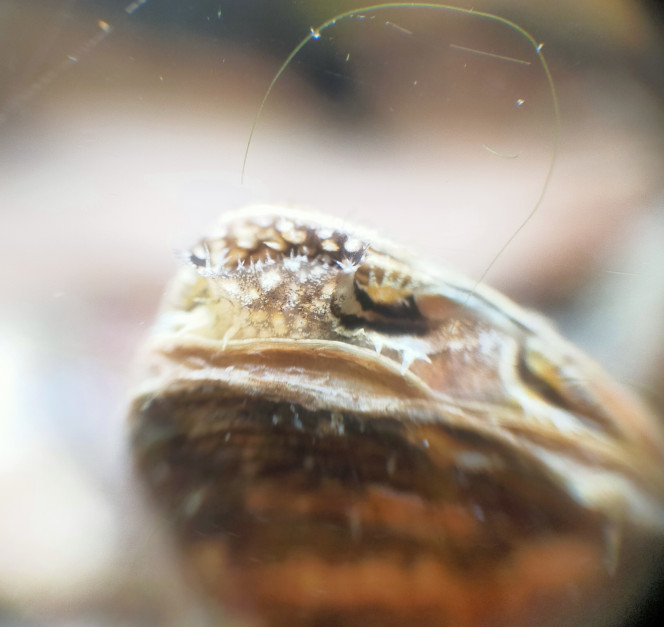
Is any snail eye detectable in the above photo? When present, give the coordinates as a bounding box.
[354,263,413,308]
[354,264,417,316]
[332,260,429,335]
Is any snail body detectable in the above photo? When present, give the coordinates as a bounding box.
[129,206,664,627]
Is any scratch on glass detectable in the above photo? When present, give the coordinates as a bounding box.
[449,43,532,66]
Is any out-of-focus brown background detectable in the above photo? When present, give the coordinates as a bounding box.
[1,1,663,625]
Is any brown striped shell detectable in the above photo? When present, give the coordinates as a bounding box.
[128,206,664,627]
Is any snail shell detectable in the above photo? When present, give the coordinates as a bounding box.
[129,206,664,627]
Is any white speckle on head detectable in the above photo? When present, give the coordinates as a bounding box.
[282,229,307,245]
[283,255,305,272]
[234,225,257,249]
[264,240,286,251]
[276,218,294,233]
[321,238,339,252]
[241,287,260,305]
[308,264,329,279]
[236,237,256,249]
[260,269,282,292]
[219,277,243,299]
[317,228,334,240]
[344,237,363,253]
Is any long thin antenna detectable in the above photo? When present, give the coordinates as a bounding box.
[241,3,561,288]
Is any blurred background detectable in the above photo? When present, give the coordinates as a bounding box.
[0,0,663,624]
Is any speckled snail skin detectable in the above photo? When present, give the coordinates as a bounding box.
[129,206,664,627]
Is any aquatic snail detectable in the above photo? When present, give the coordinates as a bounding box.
[128,205,664,627]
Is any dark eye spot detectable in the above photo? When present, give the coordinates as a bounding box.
[353,280,419,319]
[331,275,430,335]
